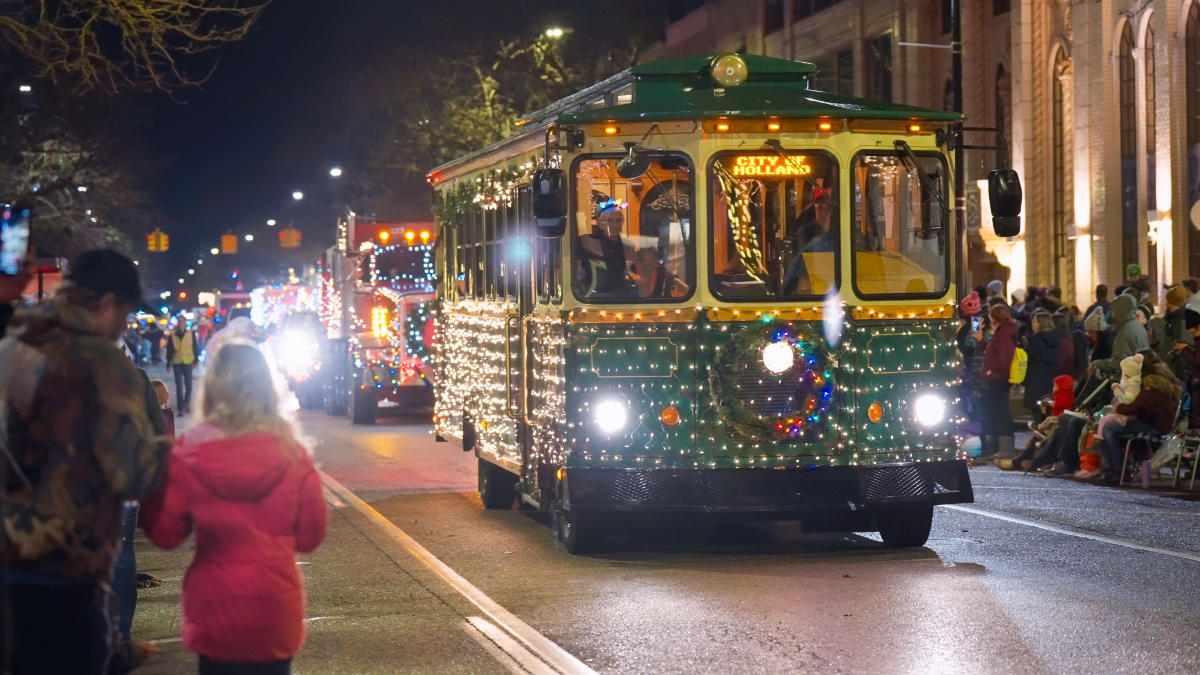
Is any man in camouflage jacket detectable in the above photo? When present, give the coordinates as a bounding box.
[0,250,171,674]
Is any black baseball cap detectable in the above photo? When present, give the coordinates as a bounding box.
[68,249,144,307]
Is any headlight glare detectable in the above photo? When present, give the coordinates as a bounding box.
[594,398,629,435]
[912,393,947,428]
[761,341,794,374]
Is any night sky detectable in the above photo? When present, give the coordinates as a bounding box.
[141,1,666,289]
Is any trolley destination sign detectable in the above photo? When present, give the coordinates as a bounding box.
[728,154,812,176]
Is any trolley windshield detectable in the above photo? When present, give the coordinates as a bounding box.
[571,154,694,302]
[709,150,839,299]
[851,152,949,297]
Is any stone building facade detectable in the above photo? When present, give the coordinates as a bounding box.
[651,0,1200,309]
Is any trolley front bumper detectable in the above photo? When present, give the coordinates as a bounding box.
[561,460,973,513]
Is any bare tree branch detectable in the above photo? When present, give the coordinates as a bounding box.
[0,0,267,92]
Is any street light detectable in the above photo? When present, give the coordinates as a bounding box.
[292,191,304,201]
[244,234,254,242]
[187,268,195,275]
[545,27,565,38]
[329,167,343,178]
[210,247,220,255]
[267,219,277,226]
[17,84,31,93]
[177,278,185,284]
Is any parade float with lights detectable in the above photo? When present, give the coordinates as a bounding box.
[427,53,1023,553]
[318,215,437,424]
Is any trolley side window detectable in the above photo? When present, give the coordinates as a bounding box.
[850,152,949,298]
[570,153,694,302]
[709,150,839,299]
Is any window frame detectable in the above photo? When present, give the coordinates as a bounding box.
[568,151,697,305]
[706,148,842,303]
[848,149,952,301]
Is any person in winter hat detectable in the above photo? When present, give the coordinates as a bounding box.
[1091,294,1149,374]
[1098,352,1182,484]
[986,279,1004,300]
[142,342,328,674]
[1096,353,1144,438]
[1171,309,1200,429]
[0,249,170,674]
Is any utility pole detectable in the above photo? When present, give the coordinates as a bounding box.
[951,0,966,295]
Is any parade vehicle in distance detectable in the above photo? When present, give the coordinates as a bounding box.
[318,214,437,424]
[427,53,1023,553]
[251,285,325,409]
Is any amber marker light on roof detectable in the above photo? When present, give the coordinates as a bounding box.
[604,125,619,135]
[909,124,922,133]
[716,122,731,132]
[766,121,781,131]
[818,122,833,131]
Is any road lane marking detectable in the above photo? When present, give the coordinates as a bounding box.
[465,617,557,675]
[321,485,346,508]
[320,472,596,675]
[945,504,1200,563]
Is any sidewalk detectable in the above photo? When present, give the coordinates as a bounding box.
[129,483,509,674]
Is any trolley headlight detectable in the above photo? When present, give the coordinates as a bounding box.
[912,393,947,428]
[594,398,629,435]
[761,341,794,374]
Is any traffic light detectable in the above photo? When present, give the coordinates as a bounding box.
[279,226,302,248]
[221,233,238,254]
[147,228,169,252]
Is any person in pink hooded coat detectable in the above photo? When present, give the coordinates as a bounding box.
[142,342,328,674]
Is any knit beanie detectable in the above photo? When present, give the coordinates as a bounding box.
[1083,308,1107,332]
[986,279,1004,297]
[960,291,981,317]
[1167,284,1189,309]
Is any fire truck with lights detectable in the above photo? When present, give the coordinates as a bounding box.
[318,214,437,424]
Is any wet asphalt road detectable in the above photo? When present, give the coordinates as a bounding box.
[305,411,1200,674]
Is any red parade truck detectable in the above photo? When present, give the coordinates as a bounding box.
[318,213,437,423]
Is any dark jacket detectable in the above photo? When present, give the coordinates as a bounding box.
[1115,373,1181,433]
[1024,329,1061,410]
[981,319,1017,382]
[1093,295,1149,372]
[0,287,171,584]
[1090,329,1115,362]
[1157,307,1194,378]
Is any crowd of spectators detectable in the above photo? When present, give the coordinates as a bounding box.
[957,268,1200,485]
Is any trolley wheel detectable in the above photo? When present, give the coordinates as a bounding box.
[876,505,934,548]
[478,458,516,509]
[350,387,377,425]
[559,509,605,555]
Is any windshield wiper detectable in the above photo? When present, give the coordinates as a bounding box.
[893,140,949,227]
[764,139,838,207]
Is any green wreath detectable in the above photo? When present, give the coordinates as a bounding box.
[708,321,836,441]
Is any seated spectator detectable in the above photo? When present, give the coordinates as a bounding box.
[1098,351,1183,484]
[1171,309,1200,431]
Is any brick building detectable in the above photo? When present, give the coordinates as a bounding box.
[651,0,1200,309]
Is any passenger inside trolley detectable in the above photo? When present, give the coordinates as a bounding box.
[572,154,693,300]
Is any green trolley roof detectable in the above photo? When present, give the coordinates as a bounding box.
[556,53,962,125]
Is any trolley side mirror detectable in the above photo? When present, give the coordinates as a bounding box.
[988,169,1022,238]
[532,169,567,238]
